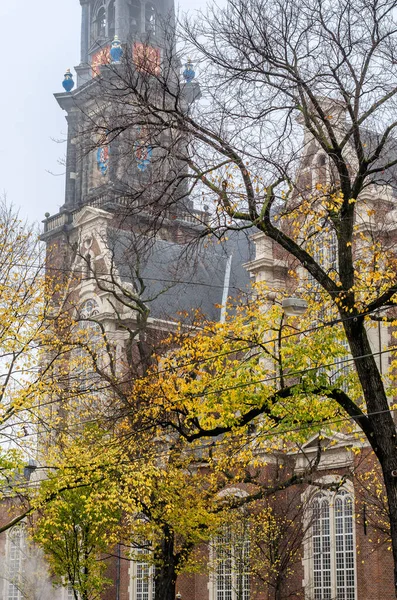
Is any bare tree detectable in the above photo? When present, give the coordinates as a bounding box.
[66,0,397,595]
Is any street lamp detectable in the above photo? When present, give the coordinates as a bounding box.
[281,297,308,317]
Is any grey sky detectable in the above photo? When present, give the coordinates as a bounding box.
[0,0,206,226]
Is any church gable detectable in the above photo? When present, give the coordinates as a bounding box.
[293,431,357,473]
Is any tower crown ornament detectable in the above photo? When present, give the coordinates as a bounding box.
[110,35,123,63]
[62,69,75,92]
[183,58,195,83]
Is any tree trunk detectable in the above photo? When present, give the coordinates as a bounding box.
[381,464,397,596]
[154,527,177,600]
[274,582,282,600]
[344,319,397,596]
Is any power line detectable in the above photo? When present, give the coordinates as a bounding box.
[7,261,248,293]
[37,313,392,409]
[5,258,396,379]
[8,259,397,296]
[165,346,393,400]
[22,344,396,444]
[62,303,390,385]
[2,307,389,428]
[14,402,397,481]
[0,301,392,445]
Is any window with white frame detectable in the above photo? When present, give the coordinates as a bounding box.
[5,524,25,600]
[307,227,351,389]
[66,582,78,600]
[69,298,103,401]
[212,525,250,600]
[309,489,356,600]
[61,577,81,599]
[330,337,350,387]
[130,547,155,600]
[308,226,338,285]
[108,0,115,38]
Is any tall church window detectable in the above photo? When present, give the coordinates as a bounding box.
[65,582,80,599]
[129,1,141,32]
[307,226,350,388]
[95,6,107,39]
[310,490,356,600]
[315,152,328,187]
[70,298,102,396]
[108,1,116,38]
[145,3,156,34]
[212,525,250,600]
[5,525,25,600]
[131,547,155,600]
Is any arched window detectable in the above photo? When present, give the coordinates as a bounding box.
[66,582,80,599]
[131,547,155,600]
[145,3,156,34]
[71,299,102,395]
[316,152,328,186]
[129,0,141,32]
[95,6,107,38]
[310,489,355,600]
[108,0,115,39]
[211,524,250,600]
[6,525,25,600]
[84,253,92,279]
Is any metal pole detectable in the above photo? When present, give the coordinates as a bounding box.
[116,542,121,600]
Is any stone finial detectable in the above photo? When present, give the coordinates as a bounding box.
[62,69,75,92]
[110,35,123,63]
[183,58,195,83]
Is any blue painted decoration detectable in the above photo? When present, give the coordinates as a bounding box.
[62,69,75,92]
[134,129,152,172]
[183,58,195,83]
[110,35,123,63]
[97,145,109,175]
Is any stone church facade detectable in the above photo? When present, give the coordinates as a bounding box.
[1,1,397,599]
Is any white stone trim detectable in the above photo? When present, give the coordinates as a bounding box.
[3,524,26,600]
[129,548,155,600]
[208,524,250,600]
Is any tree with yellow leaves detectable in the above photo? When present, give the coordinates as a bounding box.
[0,197,72,533]
[32,286,357,600]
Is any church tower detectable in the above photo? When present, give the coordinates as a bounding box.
[42,0,202,244]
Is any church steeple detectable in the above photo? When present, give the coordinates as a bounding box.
[48,0,179,216]
[77,0,175,85]
[42,0,201,239]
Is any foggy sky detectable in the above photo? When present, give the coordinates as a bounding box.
[0,0,207,226]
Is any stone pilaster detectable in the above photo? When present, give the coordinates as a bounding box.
[64,111,79,209]
[115,0,129,41]
[80,0,90,64]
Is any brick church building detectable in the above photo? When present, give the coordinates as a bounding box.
[1,1,397,599]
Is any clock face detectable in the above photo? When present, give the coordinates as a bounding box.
[91,46,111,77]
[133,43,161,76]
